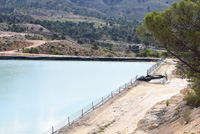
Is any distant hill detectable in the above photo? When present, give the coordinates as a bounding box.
[0,0,178,20]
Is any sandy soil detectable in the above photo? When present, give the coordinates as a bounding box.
[58,59,188,134]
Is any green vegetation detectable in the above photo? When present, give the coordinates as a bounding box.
[0,12,34,23]
[23,47,39,54]
[8,24,26,32]
[0,0,175,21]
[136,49,169,58]
[91,43,99,50]
[30,19,138,43]
[99,42,113,51]
[51,34,61,40]
[166,100,169,106]
[52,50,63,55]
[127,45,140,53]
[25,35,43,40]
[184,93,200,107]
[136,49,160,57]
[77,39,84,44]
[0,12,141,44]
[97,120,115,133]
[137,0,200,106]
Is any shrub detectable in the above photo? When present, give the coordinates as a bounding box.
[23,47,39,54]
[166,100,169,106]
[91,42,99,50]
[8,24,26,32]
[53,50,63,55]
[161,51,170,58]
[136,49,161,57]
[182,110,191,124]
[77,39,84,44]
[74,51,78,56]
[106,53,114,57]
[184,93,200,107]
[25,35,43,40]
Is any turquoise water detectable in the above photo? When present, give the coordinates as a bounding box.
[0,60,152,134]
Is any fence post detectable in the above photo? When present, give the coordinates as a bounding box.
[111,91,113,98]
[92,102,94,110]
[52,126,54,134]
[125,84,126,89]
[119,87,121,93]
[68,117,70,126]
[136,75,138,80]
[102,97,103,104]
[82,109,84,117]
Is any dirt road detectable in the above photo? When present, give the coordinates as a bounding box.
[59,59,188,134]
[25,40,47,48]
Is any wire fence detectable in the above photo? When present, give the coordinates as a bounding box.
[43,58,166,134]
[147,58,165,75]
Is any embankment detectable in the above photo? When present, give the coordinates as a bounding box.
[58,59,188,134]
[0,56,159,62]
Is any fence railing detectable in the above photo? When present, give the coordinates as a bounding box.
[147,58,165,75]
[43,58,166,134]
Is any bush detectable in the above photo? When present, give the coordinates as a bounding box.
[8,24,26,32]
[161,51,170,58]
[77,39,84,44]
[53,50,63,55]
[25,35,43,40]
[184,93,200,107]
[106,53,114,57]
[91,42,99,50]
[23,47,39,54]
[166,100,169,106]
[136,49,160,57]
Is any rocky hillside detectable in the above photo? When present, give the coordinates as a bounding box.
[133,89,200,134]
[0,36,32,51]
[31,41,134,57]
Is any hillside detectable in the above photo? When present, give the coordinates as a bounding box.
[0,0,178,21]
[0,0,172,55]
[0,11,145,53]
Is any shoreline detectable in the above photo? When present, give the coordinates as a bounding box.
[0,55,160,62]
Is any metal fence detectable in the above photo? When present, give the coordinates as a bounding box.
[147,58,165,75]
[43,58,166,134]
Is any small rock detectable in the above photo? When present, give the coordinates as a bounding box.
[148,124,158,130]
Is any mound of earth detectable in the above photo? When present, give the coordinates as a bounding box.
[19,23,50,33]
